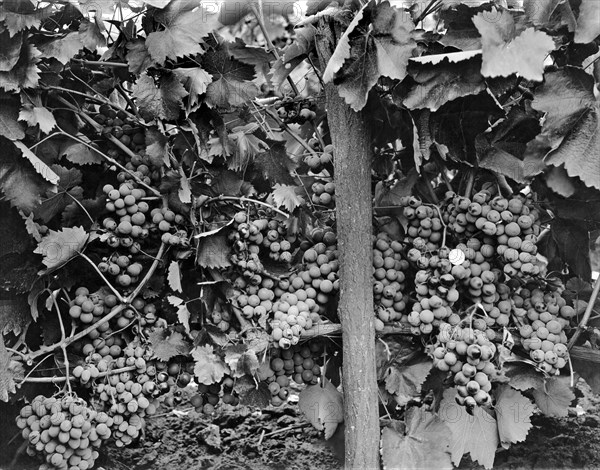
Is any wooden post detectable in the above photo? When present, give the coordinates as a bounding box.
[316,20,379,470]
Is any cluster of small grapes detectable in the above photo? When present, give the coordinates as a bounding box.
[16,394,111,470]
[401,198,445,250]
[517,287,574,374]
[98,254,144,288]
[205,300,233,332]
[270,290,321,348]
[274,96,317,124]
[94,104,146,154]
[372,231,408,329]
[434,322,498,412]
[189,379,234,415]
[236,277,276,321]
[304,142,334,173]
[444,190,542,279]
[310,180,335,208]
[230,211,295,264]
[258,341,324,406]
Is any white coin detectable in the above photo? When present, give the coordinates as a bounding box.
[449,249,465,266]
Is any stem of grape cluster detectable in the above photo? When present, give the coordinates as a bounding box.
[20,365,136,384]
[568,276,600,350]
[77,251,125,303]
[204,196,289,218]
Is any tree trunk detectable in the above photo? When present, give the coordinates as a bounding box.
[316,21,379,470]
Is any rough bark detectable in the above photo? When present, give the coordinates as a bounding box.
[316,20,379,470]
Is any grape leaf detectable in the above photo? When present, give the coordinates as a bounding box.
[572,354,600,394]
[227,123,269,172]
[203,45,259,108]
[371,1,417,82]
[145,0,214,65]
[78,19,106,51]
[473,8,554,81]
[381,408,452,470]
[33,226,88,271]
[0,335,20,402]
[544,105,600,190]
[385,356,433,406]
[148,328,190,362]
[439,4,483,51]
[19,103,56,134]
[254,139,298,186]
[404,54,485,112]
[322,1,369,83]
[271,183,304,213]
[234,376,271,408]
[494,385,534,448]
[167,296,189,332]
[503,363,545,391]
[144,126,168,167]
[575,0,600,44]
[524,0,576,31]
[13,141,59,185]
[298,378,344,439]
[0,4,52,36]
[0,152,49,211]
[192,344,230,385]
[546,165,577,198]
[532,377,575,417]
[132,72,187,121]
[439,388,499,469]
[34,165,83,223]
[167,261,182,293]
[173,67,212,114]
[125,39,155,74]
[0,41,40,92]
[60,141,103,165]
[0,92,25,140]
[0,30,22,71]
[270,27,315,88]
[224,345,260,377]
[524,67,600,189]
[38,32,83,65]
[0,297,31,336]
[196,233,232,269]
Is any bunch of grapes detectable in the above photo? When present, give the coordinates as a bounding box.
[273,96,317,125]
[401,197,445,250]
[98,254,144,288]
[94,104,145,153]
[372,231,408,330]
[517,287,573,374]
[304,143,334,173]
[311,180,336,208]
[16,394,112,470]
[189,380,228,415]
[433,322,498,412]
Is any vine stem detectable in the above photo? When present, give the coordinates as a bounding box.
[464,169,475,198]
[568,276,600,350]
[248,3,300,96]
[203,196,290,218]
[20,365,136,384]
[52,97,160,196]
[263,108,319,157]
[66,192,94,225]
[127,242,166,302]
[52,293,71,393]
[71,59,129,68]
[77,251,125,303]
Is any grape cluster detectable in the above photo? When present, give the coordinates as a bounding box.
[517,288,573,374]
[401,197,445,250]
[445,190,542,280]
[190,380,229,415]
[94,104,145,153]
[311,180,336,208]
[98,254,144,288]
[372,231,408,330]
[273,96,317,125]
[434,322,498,412]
[16,395,111,470]
[304,143,334,173]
